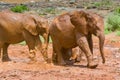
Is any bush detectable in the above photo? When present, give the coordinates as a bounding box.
[105,13,120,32]
[11,5,29,13]
[114,7,120,14]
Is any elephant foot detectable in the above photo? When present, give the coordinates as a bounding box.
[57,60,66,66]
[28,60,36,64]
[74,57,81,62]
[102,59,105,64]
[87,62,98,69]
[58,63,66,66]
[65,60,75,65]
[46,58,52,63]
[28,56,37,61]
[28,50,36,61]
[52,57,57,64]
[2,57,11,62]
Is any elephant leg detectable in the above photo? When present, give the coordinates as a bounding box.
[76,33,98,69]
[2,43,11,62]
[77,49,85,61]
[52,45,57,63]
[70,47,82,62]
[0,42,3,62]
[52,40,66,65]
[62,48,75,64]
[87,34,93,54]
[62,48,72,61]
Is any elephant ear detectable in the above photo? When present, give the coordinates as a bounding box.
[83,12,97,29]
[24,16,38,36]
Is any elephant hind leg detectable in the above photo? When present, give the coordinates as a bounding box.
[2,43,11,62]
[52,40,66,65]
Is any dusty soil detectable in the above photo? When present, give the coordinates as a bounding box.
[0,33,120,80]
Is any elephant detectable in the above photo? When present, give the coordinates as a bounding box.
[49,10,105,68]
[0,11,49,62]
[69,47,83,62]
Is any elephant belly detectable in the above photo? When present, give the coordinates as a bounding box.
[58,34,77,48]
[0,32,24,44]
[7,36,24,44]
[7,35,24,44]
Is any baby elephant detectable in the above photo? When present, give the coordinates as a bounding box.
[0,11,49,62]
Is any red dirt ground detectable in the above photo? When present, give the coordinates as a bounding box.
[0,33,120,80]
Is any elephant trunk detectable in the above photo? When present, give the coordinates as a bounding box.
[41,32,50,62]
[98,32,105,64]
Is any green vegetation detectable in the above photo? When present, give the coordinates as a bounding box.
[105,7,120,35]
[38,7,56,16]
[114,7,120,14]
[19,41,26,45]
[18,36,52,45]
[116,31,120,36]
[11,5,29,13]
[44,7,56,14]
[83,0,113,9]
[105,14,120,31]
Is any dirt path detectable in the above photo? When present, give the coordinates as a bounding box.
[0,33,120,80]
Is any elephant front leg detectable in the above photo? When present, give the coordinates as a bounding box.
[2,43,11,62]
[52,41,66,65]
[23,31,37,62]
[87,34,93,54]
[70,47,83,62]
[76,33,98,69]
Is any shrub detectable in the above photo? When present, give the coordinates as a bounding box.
[105,13,120,32]
[114,7,120,14]
[11,5,29,13]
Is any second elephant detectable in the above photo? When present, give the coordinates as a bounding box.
[0,11,49,62]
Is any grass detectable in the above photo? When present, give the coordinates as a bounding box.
[83,0,113,9]
[11,4,29,13]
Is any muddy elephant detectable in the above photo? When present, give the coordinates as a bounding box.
[0,11,49,62]
[50,10,105,68]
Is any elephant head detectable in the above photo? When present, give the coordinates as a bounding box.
[69,11,105,63]
[24,14,49,61]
